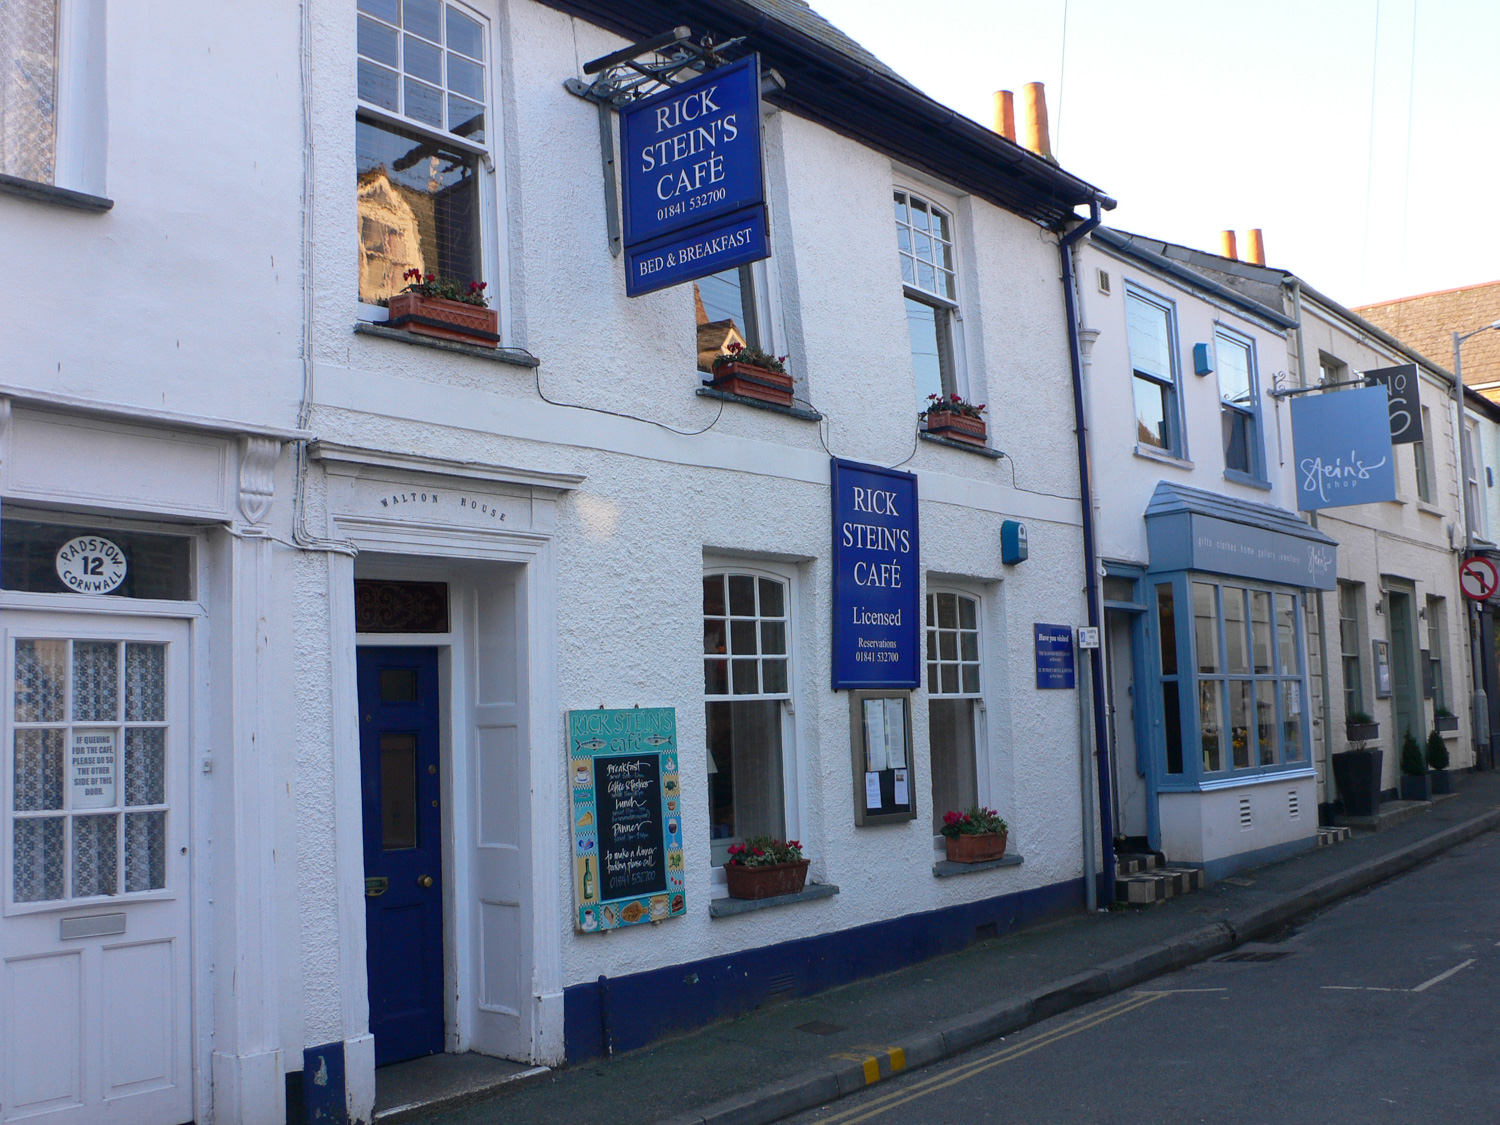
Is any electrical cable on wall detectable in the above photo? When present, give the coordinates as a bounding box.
[533,370,725,436]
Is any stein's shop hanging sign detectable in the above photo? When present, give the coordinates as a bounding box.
[831,458,920,690]
[1290,386,1397,511]
[619,54,770,297]
[569,708,686,933]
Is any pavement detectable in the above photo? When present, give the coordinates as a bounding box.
[416,771,1500,1125]
[784,821,1500,1124]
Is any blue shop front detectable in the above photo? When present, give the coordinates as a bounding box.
[1104,483,1337,880]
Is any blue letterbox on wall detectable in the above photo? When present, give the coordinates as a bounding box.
[1001,519,1028,565]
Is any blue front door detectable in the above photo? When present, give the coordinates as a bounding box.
[359,646,445,1066]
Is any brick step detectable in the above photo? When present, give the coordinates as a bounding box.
[1115,865,1203,905]
[1115,853,1160,875]
[1316,825,1351,847]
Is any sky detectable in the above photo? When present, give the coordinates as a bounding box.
[807,0,1500,309]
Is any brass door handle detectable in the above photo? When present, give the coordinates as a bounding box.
[365,877,389,897]
[418,874,434,888]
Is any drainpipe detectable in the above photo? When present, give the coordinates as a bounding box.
[1453,336,1490,768]
[1061,197,1114,904]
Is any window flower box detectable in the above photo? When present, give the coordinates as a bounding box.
[387,292,499,348]
[724,837,808,900]
[1435,713,1459,733]
[922,409,987,446]
[707,362,794,408]
[944,830,1008,864]
[1345,720,1379,743]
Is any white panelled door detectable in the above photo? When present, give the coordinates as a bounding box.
[1,613,193,1125]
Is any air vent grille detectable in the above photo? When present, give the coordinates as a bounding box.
[1238,794,1253,830]
[1288,789,1300,819]
[1097,268,1111,294]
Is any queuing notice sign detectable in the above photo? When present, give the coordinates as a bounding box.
[831,458,920,690]
[1290,387,1397,511]
[569,708,685,933]
[619,55,770,297]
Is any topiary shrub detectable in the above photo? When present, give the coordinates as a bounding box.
[1400,730,1427,776]
[1427,728,1450,771]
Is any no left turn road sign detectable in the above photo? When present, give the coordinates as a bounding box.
[1460,555,1500,601]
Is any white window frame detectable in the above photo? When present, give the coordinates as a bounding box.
[1465,419,1486,538]
[924,584,990,843]
[3,0,107,195]
[1124,283,1185,459]
[1413,405,1436,503]
[354,0,509,337]
[702,560,804,891]
[894,186,970,403]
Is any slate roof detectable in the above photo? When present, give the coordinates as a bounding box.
[1356,281,1500,401]
[1144,481,1336,545]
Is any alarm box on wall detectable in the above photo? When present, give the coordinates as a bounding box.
[1001,520,1028,565]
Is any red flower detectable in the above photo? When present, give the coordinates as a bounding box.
[728,341,743,353]
[425,272,435,282]
[950,392,961,401]
[752,847,764,856]
[943,811,961,826]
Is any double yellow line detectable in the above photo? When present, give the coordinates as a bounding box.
[815,991,1169,1124]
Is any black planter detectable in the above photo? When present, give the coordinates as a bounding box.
[1400,773,1432,802]
[1346,721,1380,742]
[1435,714,1459,733]
[1333,749,1384,817]
[1430,768,1452,795]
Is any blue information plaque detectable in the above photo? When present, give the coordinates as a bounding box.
[619,55,765,248]
[1034,624,1076,689]
[623,205,768,298]
[831,458,920,690]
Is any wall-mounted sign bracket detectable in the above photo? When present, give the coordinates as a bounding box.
[1268,375,1374,399]
[564,28,744,258]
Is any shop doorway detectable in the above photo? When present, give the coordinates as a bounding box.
[1387,590,1422,751]
[359,646,445,1066]
[1105,610,1149,843]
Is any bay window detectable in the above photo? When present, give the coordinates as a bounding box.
[703,571,795,867]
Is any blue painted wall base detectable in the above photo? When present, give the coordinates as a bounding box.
[563,874,1086,1060]
[299,1042,348,1125]
[1200,834,1317,883]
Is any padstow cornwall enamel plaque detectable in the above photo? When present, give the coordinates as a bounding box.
[831,458,920,690]
[1290,387,1397,511]
[568,708,685,933]
[619,54,770,297]
[55,535,128,594]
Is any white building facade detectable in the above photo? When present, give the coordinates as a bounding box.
[0,3,1115,1125]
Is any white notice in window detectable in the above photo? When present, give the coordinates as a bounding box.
[865,771,883,810]
[864,699,889,772]
[894,768,909,806]
[885,698,908,768]
[70,730,118,809]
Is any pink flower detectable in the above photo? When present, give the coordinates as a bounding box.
[943,811,960,825]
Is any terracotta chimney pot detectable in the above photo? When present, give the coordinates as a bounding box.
[1219,230,1238,261]
[1020,82,1052,159]
[992,90,1015,141]
[1246,228,1266,265]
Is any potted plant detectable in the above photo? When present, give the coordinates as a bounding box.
[940,806,1009,863]
[1399,730,1431,802]
[1345,711,1380,742]
[724,837,809,899]
[920,393,988,447]
[1426,728,1452,795]
[386,269,499,347]
[706,342,794,408]
[1434,707,1459,734]
[1332,732,1383,818]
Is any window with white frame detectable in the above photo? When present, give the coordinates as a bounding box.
[0,0,57,184]
[1339,581,1366,719]
[1125,287,1182,455]
[925,590,981,832]
[696,266,762,373]
[356,0,491,306]
[1413,405,1435,503]
[1465,421,1486,538]
[894,190,959,409]
[1319,353,1347,388]
[703,571,793,866]
[1427,595,1448,714]
[1216,328,1260,478]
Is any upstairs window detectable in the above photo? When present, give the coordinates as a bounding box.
[1125,287,1182,456]
[0,0,57,184]
[1413,405,1435,503]
[1216,329,1260,478]
[895,190,959,408]
[1465,421,1486,537]
[696,267,762,373]
[356,0,490,306]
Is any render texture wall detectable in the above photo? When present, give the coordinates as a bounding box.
[302,0,1095,1017]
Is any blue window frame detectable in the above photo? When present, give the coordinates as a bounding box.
[1150,572,1311,787]
[1215,327,1264,484]
[1124,285,1184,458]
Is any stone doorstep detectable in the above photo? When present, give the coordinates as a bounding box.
[372,1052,551,1124]
[1115,866,1203,905]
[1316,826,1352,847]
[1116,853,1160,876]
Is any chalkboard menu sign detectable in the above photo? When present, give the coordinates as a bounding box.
[569,708,686,933]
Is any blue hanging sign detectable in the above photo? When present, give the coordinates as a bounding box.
[624,206,768,298]
[1290,387,1397,511]
[831,458,920,690]
[1034,624,1076,689]
[619,54,766,248]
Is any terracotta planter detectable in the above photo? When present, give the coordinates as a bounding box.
[922,410,987,447]
[706,362,794,408]
[724,858,809,900]
[944,831,1008,864]
[386,292,499,347]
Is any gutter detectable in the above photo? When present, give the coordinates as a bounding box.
[1060,198,1115,904]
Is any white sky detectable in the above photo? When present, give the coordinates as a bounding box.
[807,0,1500,308]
